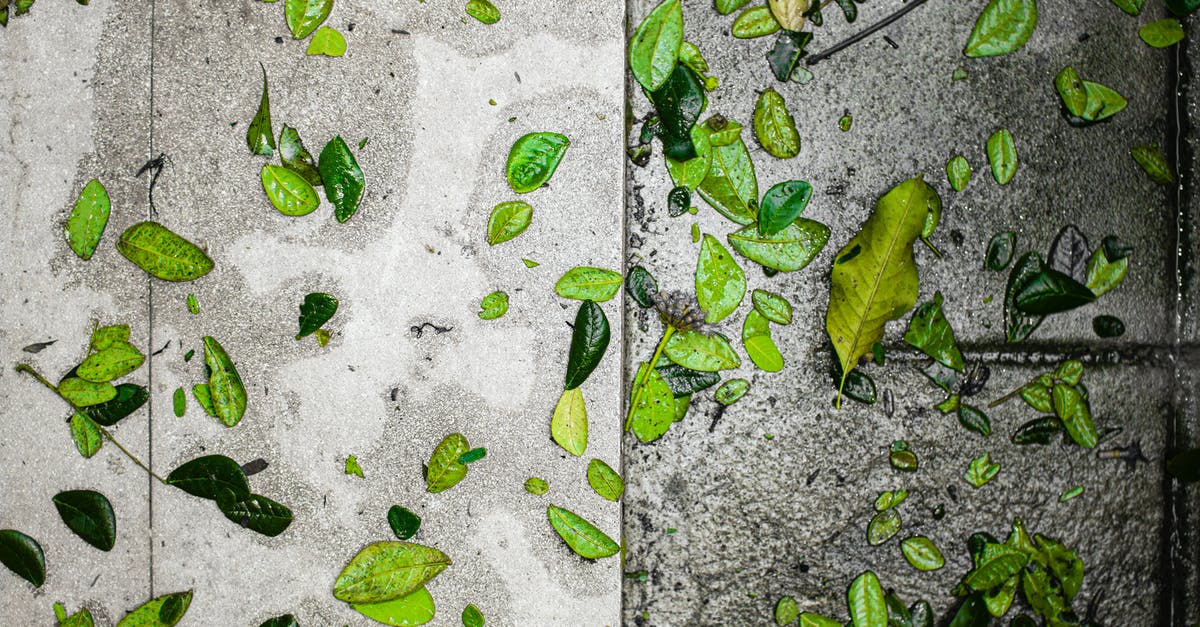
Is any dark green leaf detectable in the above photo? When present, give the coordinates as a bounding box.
[1167,448,1200,482]
[646,64,706,161]
[52,490,116,552]
[166,455,251,501]
[84,383,148,426]
[1011,416,1063,445]
[458,447,486,464]
[985,231,1015,271]
[216,491,293,537]
[564,300,611,390]
[318,136,365,223]
[279,124,322,186]
[1092,314,1125,338]
[655,363,721,397]
[116,221,214,282]
[957,403,991,437]
[1005,252,1046,343]
[1166,0,1200,16]
[625,266,658,308]
[766,30,813,82]
[246,64,275,156]
[904,291,964,372]
[1014,268,1096,315]
[947,593,989,627]
[257,615,299,627]
[116,590,193,627]
[387,506,422,540]
[546,505,619,559]
[506,132,570,193]
[296,292,338,339]
[832,358,876,405]
[834,0,858,22]
[0,529,45,587]
[757,180,812,236]
[667,185,691,217]
[65,179,111,260]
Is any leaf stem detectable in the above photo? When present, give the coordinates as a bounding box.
[624,325,677,431]
[987,384,1026,409]
[16,364,167,485]
[806,0,929,67]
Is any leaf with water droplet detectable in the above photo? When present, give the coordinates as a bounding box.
[117,221,214,282]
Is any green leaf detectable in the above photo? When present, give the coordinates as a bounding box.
[1011,416,1062,445]
[506,132,570,193]
[461,603,485,627]
[285,0,331,39]
[966,543,1028,591]
[57,605,95,627]
[904,292,964,371]
[246,64,275,156]
[743,310,784,372]
[52,490,116,552]
[753,88,800,159]
[963,0,1038,58]
[758,180,812,236]
[766,30,813,83]
[65,179,111,260]
[1166,0,1200,16]
[867,508,901,546]
[486,201,533,245]
[1005,252,1046,343]
[554,266,623,302]
[1168,448,1200,482]
[946,155,971,192]
[115,590,192,627]
[1084,246,1128,297]
[774,595,799,625]
[1014,268,1096,314]
[1055,66,1087,118]
[714,378,750,404]
[665,330,740,371]
[1059,74,1126,124]
[351,587,436,627]
[696,234,746,323]
[172,387,186,417]
[296,292,338,339]
[524,477,550,495]
[77,340,145,383]
[279,124,322,187]
[167,455,251,501]
[551,387,588,456]
[986,128,1018,185]
[732,5,781,39]
[261,164,319,217]
[646,64,707,162]
[460,447,487,464]
[387,506,421,540]
[59,377,117,407]
[0,529,45,587]
[564,300,610,390]
[478,291,509,319]
[587,458,624,502]
[626,266,659,308]
[629,364,676,442]
[985,231,1016,271]
[716,0,751,15]
[965,453,1001,488]
[799,613,843,627]
[729,218,830,272]
[426,433,470,492]
[655,363,721,397]
[767,0,807,30]
[334,541,451,604]
[318,136,365,223]
[70,412,102,458]
[1131,144,1175,184]
[257,616,299,627]
[752,289,792,324]
[629,0,684,92]
[216,492,293,537]
[202,336,247,427]
[305,25,347,55]
[848,571,887,627]
[345,454,364,477]
[826,176,937,402]
[116,221,214,282]
[192,384,217,417]
[546,505,619,559]
[1109,0,1144,15]
[901,536,945,571]
[1140,18,1184,47]
[696,126,758,225]
[466,0,500,24]
[91,324,130,351]
[1052,383,1097,448]
[666,123,713,191]
[957,403,992,437]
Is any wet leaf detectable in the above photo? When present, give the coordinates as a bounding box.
[729,219,829,273]
[666,123,713,191]
[646,64,706,161]
[564,300,611,390]
[965,453,1001,488]
[766,30,813,82]
[306,25,346,55]
[629,0,683,92]
[167,455,251,501]
[1011,416,1062,445]
[0,529,44,587]
[554,266,623,302]
[1055,66,1087,118]
[867,509,901,546]
[1052,383,1096,448]
[486,201,533,245]
[257,616,298,627]
[345,455,364,478]
[626,266,659,308]
[551,387,588,456]
[752,289,792,324]
[1014,268,1096,314]
[1092,314,1125,338]
[246,64,275,156]
[827,176,937,402]
[963,0,1038,58]
[351,587,436,627]
[1005,252,1045,343]
[848,571,887,627]
[426,433,470,493]
[461,603,485,627]
[587,458,624,502]
[743,310,784,372]
[296,292,338,339]
[115,590,192,627]
[901,536,945,571]
[506,132,570,193]
[65,179,110,260]
[966,543,1028,591]
[629,364,676,442]
[946,156,971,192]
[904,291,964,372]
[1058,69,1126,124]
[546,505,619,559]
[696,234,746,323]
[890,449,918,472]
[53,489,116,552]
[775,595,799,625]
[1110,0,1144,14]
[665,330,740,371]
[387,506,421,540]
[696,124,758,225]
[958,403,991,437]
[1140,18,1184,48]
[478,291,509,320]
[261,164,319,217]
[318,136,365,223]
[985,231,1016,271]
[216,492,293,537]
[192,384,216,417]
[285,0,332,39]
[758,180,812,236]
[799,613,842,627]
[91,324,130,352]
[202,336,246,427]
[333,541,452,604]
[1085,244,1128,297]
[714,378,750,404]
[279,124,322,187]
[117,221,214,282]
[77,341,144,383]
[986,128,1018,185]
[59,377,117,407]
[465,0,500,24]
[716,0,751,14]
[732,5,780,39]
[69,412,102,458]
[753,88,800,159]
[57,604,94,627]
[1131,144,1175,184]
[656,363,721,397]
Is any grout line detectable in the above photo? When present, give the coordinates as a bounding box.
[147,0,156,600]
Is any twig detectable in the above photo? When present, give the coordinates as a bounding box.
[806,0,929,67]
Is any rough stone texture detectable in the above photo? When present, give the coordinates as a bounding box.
[623,0,1195,625]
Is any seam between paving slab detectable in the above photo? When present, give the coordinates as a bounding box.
[147,0,157,599]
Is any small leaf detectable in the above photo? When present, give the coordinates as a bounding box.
[766,30,813,83]
[171,387,186,417]
[965,453,1001,488]
[546,505,619,559]
[203,336,247,428]
[626,266,659,308]
[0,529,45,587]
[666,123,713,191]
[1092,314,1125,338]
[261,164,320,216]
[486,201,533,245]
[65,179,111,260]
[752,289,792,324]
[1055,66,1087,118]
[167,456,251,501]
[296,292,338,339]
[387,506,421,541]
[59,377,117,407]
[696,234,746,323]
[115,590,192,627]
[665,330,740,371]
[668,185,691,217]
[458,447,486,464]
[732,5,781,39]
[462,603,486,627]
[958,403,992,437]
[466,0,500,24]
[587,458,624,502]
[116,221,214,282]
[77,341,145,383]
[285,0,332,39]
[628,364,676,443]
[426,433,470,493]
[696,122,758,225]
[279,124,322,187]
[986,128,1018,185]
[564,300,611,390]
[351,587,436,627]
[1011,416,1063,445]
[867,509,901,546]
[52,490,116,552]
[246,64,275,156]
[730,219,830,273]
[1084,246,1128,297]
[743,310,784,372]
[753,88,800,159]
[478,291,509,319]
[1131,144,1175,184]
[551,387,588,456]
[305,25,347,55]
[345,455,364,478]
[318,136,366,223]
[1052,383,1097,448]
[901,536,945,571]
[758,180,813,236]
[716,0,751,14]
[946,155,971,192]
[57,605,94,627]
[257,616,299,627]
[655,363,721,397]
[1139,18,1185,48]
[192,384,217,417]
[506,132,570,194]
[1005,252,1046,343]
[904,291,964,372]
[216,492,293,537]
[714,378,750,405]
[554,266,623,301]
[334,542,452,604]
[848,571,887,627]
[524,477,549,495]
[963,0,1038,58]
[774,595,799,626]
[985,231,1016,271]
[70,413,103,458]
[628,0,684,92]
[186,294,200,314]
[647,63,708,161]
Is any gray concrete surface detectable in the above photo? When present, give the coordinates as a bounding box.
[623,0,1197,624]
